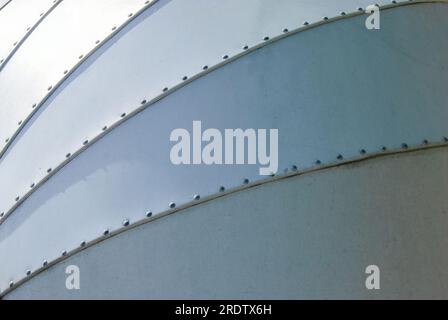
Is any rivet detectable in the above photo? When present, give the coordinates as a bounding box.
[15,196,19,202]
[182,76,188,81]
[80,241,86,247]
[193,194,200,201]
[102,126,108,131]
[40,12,44,16]
[401,143,409,149]
[0,212,4,217]
[47,85,52,91]
[341,11,347,15]
[243,45,249,50]
[121,113,126,118]
[95,40,100,45]
[18,120,22,125]
[63,70,68,75]
[145,0,150,4]
[315,160,322,165]
[66,153,71,158]
[291,165,298,171]
[392,0,397,3]
[32,103,37,108]
[103,229,109,236]
[358,7,364,11]
[169,202,176,209]
[146,210,152,218]
[27,27,31,31]
[263,36,270,41]
[283,28,289,33]
[243,178,249,184]
[43,260,48,267]
[122,219,130,227]
[303,21,309,26]
[128,13,133,17]
[47,168,52,173]
[323,17,329,21]
[30,183,35,188]
[222,55,229,60]
[112,26,117,31]
[423,139,429,145]
[444,137,448,142]
[5,138,10,143]
[219,186,225,192]
[62,250,67,256]
[381,146,387,151]
[203,65,208,70]
[163,87,168,92]
[9,281,13,288]
[13,42,17,46]
[83,140,89,146]
[337,154,344,160]
[78,54,83,60]
[360,149,367,155]
[26,270,31,276]
[141,99,147,105]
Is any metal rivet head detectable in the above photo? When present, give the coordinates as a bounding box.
[169,202,176,209]
[78,54,83,59]
[291,165,298,171]
[146,211,152,218]
[163,87,168,92]
[47,85,52,91]
[121,113,126,118]
[315,160,322,165]
[122,219,130,227]
[358,7,364,11]
[32,103,37,108]
[83,140,88,146]
[141,99,147,105]
[102,126,108,131]
[128,13,133,17]
[30,183,35,188]
[13,42,17,46]
[47,168,52,173]
[15,196,20,202]
[423,139,429,145]
[203,65,208,70]
[182,76,188,81]
[193,194,200,201]
[5,138,9,143]
[283,28,289,33]
[337,154,344,160]
[26,270,31,276]
[360,149,367,155]
[43,260,48,267]
[95,40,100,45]
[401,143,409,149]
[341,11,347,15]
[219,186,225,192]
[303,21,309,26]
[444,137,448,142]
[9,281,14,288]
[62,250,67,256]
[80,241,86,247]
[323,17,329,21]
[222,55,229,60]
[103,229,109,236]
[112,26,117,31]
[263,36,270,41]
[0,212,4,217]
[63,70,68,75]
[66,153,71,158]
[381,146,387,151]
[18,120,22,126]
[243,178,249,185]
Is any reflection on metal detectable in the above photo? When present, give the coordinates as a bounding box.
[0,0,448,298]
[4,147,448,299]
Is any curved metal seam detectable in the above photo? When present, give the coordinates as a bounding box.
[0,0,12,12]
[0,0,446,224]
[1,141,447,297]
[0,0,63,74]
[0,0,159,160]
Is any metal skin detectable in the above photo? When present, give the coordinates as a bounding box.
[1,0,448,298]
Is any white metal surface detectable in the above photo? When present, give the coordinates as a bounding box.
[0,3,448,293]
[0,0,56,66]
[1,0,447,224]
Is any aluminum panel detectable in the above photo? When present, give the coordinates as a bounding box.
[0,0,151,156]
[0,0,56,66]
[4,147,448,299]
[1,0,447,223]
[1,5,448,293]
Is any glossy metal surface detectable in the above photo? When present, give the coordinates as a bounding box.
[5,148,448,299]
[0,3,447,293]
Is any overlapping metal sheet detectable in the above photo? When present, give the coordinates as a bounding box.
[0,0,447,298]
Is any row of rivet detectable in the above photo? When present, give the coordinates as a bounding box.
[0,0,60,69]
[1,139,448,295]
[0,0,445,225]
[0,0,157,158]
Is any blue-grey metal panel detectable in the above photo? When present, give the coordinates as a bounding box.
[4,148,448,299]
[1,0,445,223]
[0,4,447,293]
